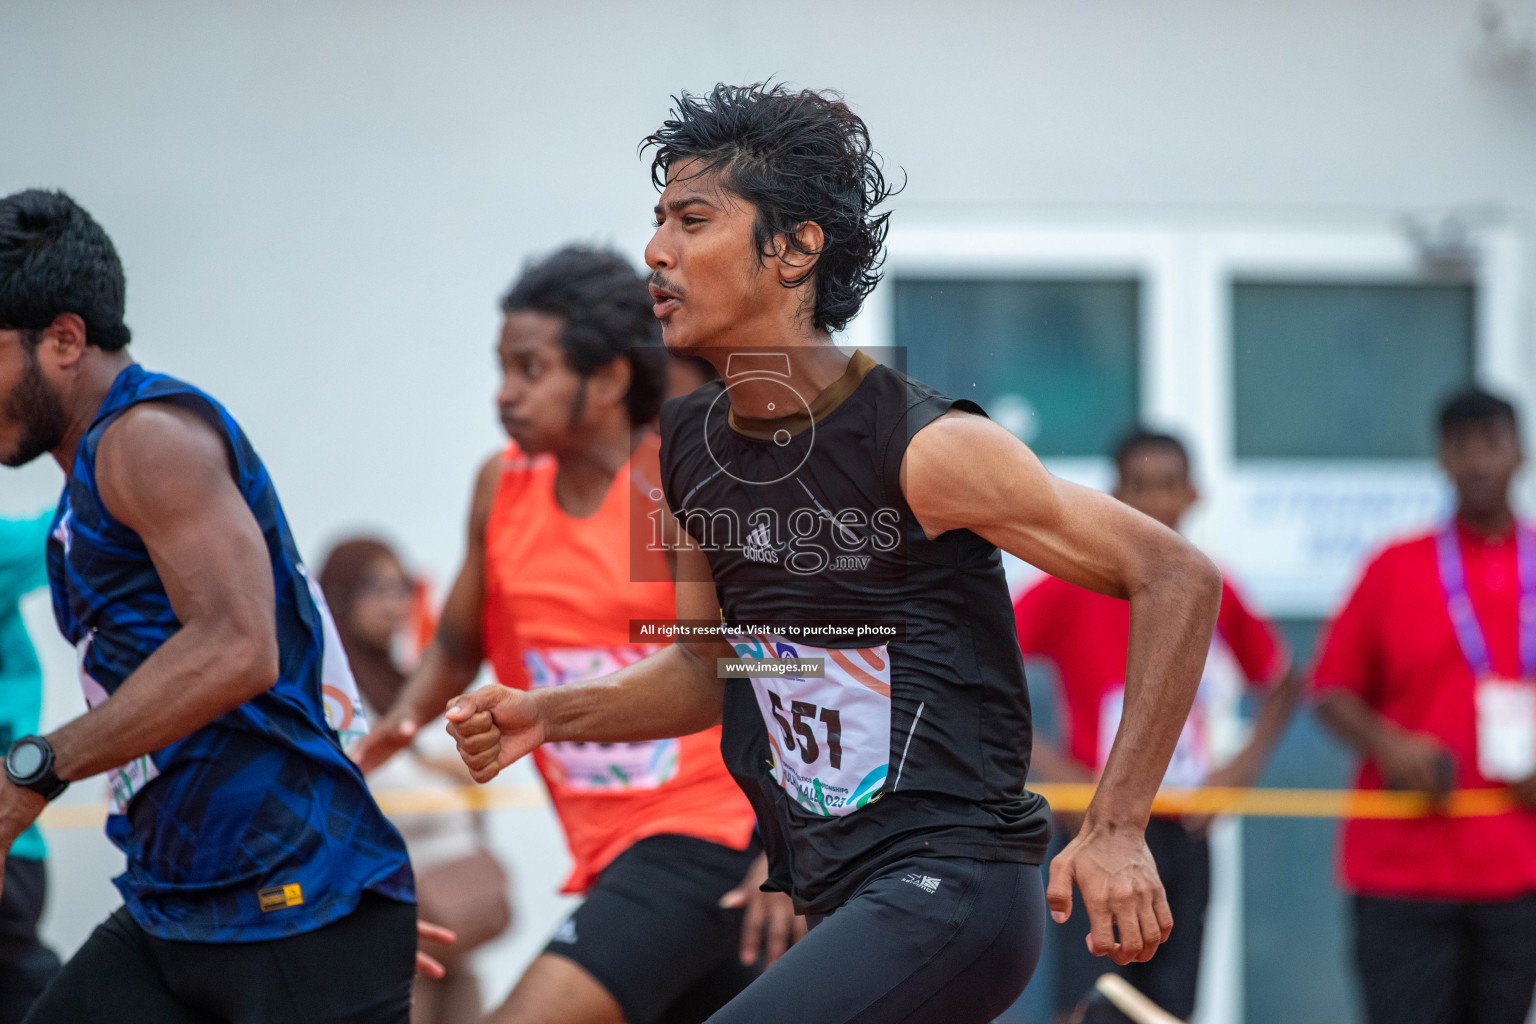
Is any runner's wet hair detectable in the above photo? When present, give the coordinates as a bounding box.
[0,189,131,351]
[1438,386,1519,441]
[643,82,898,333]
[1114,427,1190,476]
[501,246,668,425]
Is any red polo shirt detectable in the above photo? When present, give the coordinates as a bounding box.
[1014,574,1287,782]
[1312,520,1536,901]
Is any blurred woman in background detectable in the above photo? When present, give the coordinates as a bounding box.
[320,538,512,1024]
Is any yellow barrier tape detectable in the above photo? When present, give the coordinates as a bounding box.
[36,783,552,832]
[1034,783,1519,819]
[35,782,1523,832]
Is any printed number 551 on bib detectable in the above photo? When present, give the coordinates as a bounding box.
[731,633,892,818]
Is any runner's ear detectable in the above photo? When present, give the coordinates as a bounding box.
[772,222,824,285]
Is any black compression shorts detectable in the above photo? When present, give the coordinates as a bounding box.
[543,833,762,1024]
[704,853,1045,1024]
[22,891,415,1024]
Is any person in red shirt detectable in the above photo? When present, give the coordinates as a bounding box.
[353,247,791,1024]
[1014,429,1302,1022]
[1314,388,1536,1024]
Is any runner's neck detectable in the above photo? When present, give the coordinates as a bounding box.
[728,350,878,441]
[711,339,847,413]
[51,350,136,476]
[552,423,648,519]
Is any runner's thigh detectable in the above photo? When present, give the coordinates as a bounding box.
[543,835,760,1024]
[22,908,216,1024]
[705,856,1043,1024]
[652,951,763,1024]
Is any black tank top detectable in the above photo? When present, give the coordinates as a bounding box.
[659,351,1051,913]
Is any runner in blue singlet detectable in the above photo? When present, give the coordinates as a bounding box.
[0,189,438,1024]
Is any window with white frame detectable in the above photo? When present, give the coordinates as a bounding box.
[890,278,1141,458]
[1231,280,1476,460]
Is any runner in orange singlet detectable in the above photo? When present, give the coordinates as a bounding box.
[353,247,787,1024]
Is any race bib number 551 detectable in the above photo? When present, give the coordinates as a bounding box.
[729,633,892,817]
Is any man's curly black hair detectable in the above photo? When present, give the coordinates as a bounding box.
[642,82,899,333]
[0,189,131,351]
[500,246,668,425]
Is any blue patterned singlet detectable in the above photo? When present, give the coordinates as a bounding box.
[46,364,414,942]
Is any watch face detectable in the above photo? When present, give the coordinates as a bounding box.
[7,741,43,779]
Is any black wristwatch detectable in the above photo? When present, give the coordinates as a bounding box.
[4,736,69,801]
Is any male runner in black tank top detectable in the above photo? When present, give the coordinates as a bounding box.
[446,84,1222,1024]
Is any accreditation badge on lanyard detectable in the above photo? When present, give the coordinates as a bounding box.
[1436,522,1536,782]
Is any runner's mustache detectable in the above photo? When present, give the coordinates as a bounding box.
[649,271,684,298]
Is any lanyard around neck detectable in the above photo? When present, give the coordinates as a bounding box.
[1434,520,1536,680]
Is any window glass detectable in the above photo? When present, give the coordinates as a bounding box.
[1233,282,1475,459]
[892,279,1140,458]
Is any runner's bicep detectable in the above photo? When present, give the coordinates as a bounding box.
[673,525,722,630]
[983,477,1180,600]
[96,405,276,662]
[672,528,733,689]
[433,549,486,667]
[433,456,501,665]
[903,414,1170,599]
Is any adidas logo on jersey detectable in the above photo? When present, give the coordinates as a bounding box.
[741,522,780,564]
[902,873,942,894]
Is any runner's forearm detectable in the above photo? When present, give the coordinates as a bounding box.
[1089,553,1221,829]
[47,620,277,782]
[537,642,726,743]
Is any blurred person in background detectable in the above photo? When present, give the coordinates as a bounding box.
[1014,429,1302,1022]
[353,246,787,1024]
[0,512,60,1023]
[1314,387,1536,1024]
[321,538,511,1024]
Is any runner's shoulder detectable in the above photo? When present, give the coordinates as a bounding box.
[657,383,725,496]
[482,442,554,488]
[470,444,547,533]
[95,402,235,513]
[98,399,225,461]
[470,452,502,516]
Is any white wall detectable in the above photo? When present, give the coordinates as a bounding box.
[5,0,1534,563]
[4,0,1534,1015]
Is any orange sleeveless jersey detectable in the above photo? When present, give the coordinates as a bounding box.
[481,435,757,893]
